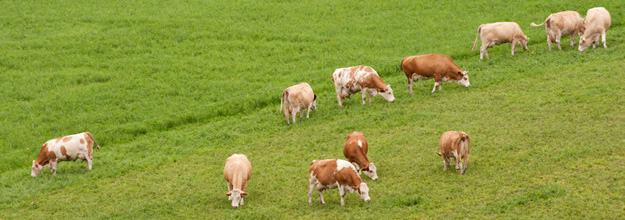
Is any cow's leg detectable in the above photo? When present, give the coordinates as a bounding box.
[87,158,93,170]
[318,189,326,204]
[601,31,607,48]
[438,82,442,91]
[462,155,469,175]
[547,34,552,51]
[408,77,414,95]
[361,90,367,105]
[292,111,296,124]
[308,182,314,206]
[336,89,343,106]
[511,40,517,56]
[50,160,58,175]
[339,186,346,206]
[306,104,311,119]
[368,91,373,104]
[570,34,577,47]
[443,157,449,171]
[432,82,438,93]
[479,44,487,60]
[555,31,562,50]
[285,109,290,125]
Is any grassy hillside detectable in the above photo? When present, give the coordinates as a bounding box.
[1,0,624,218]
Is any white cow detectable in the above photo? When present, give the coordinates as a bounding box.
[578,7,611,51]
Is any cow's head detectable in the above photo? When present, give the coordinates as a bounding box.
[31,160,43,177]
[226,189,247,208]
[520,35,529,50]
[578,35,595,51]
[357,182,371,202]
[456,71,470,87]
[378,85,395,103]
[362,163,378,181]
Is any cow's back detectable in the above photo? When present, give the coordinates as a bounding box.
[439,131,460,153]
[224,154,252,181]
[402,54,461,78]
[481,22,523,41]
[586,7,611,30]
[44,133,89,161]
[551,11,584,34]
[343,132,369,166]
[284,83,314,107]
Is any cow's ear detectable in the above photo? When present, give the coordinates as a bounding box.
[463,71,468,75]
[436,152,443,157]
[226,192,231,196]
[314,94,317,101]
[32,160,36,166]
[241,192,248,197]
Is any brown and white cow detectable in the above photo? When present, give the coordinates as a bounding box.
[578,7,611,51]
[308,159,371,206]
[436,131,471,175]
[472,22,530,60]
[332,66,395,106]
[224,154,252,208]
[530,11,585,51]
[343,132,377,180]
[400,54,470,94]
[31,132,100,177]
[280,82,317,125]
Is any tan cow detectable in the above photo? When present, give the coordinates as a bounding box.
[530,11,585,51]
[579,7,611,51]
[472,22,530,60]
[332,66,395,106]
[400,54,470,94]
[31,132,101,177]
[280,82,317,125]
[436,131,470,175]
[343,132,378,180]
[308,159,371,206]
[223,154,252,208]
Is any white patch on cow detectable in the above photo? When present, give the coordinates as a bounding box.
[357,140,362,148]
[457,71,471,87]
[336,159,357,172]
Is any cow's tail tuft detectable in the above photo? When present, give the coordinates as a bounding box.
[472,26,481,51]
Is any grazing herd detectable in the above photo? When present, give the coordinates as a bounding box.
[29,7,611,208]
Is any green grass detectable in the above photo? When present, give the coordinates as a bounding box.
[1,0,625,219]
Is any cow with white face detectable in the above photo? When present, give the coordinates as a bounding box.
[530,11,585,51]
[472,22,529,59]
[578,7,611,51]
[343,132,378,180]
[31,132,100,177]
[308,159,371,206]
[223,154,252,208]
[400,54,470,94]
[280,82,317,126]
[332,66,395,106]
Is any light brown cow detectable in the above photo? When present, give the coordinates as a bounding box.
[223,154,252,208]
[280,82,317,125]
[400,54,470,94]
[343,132,378,180]
[332,65,395,106]
[472,22,530,60]
[308,159,371,206]
[579,7,611,51]
[530,11,585,51]
[31,132,100,177]
[436,131,470,175]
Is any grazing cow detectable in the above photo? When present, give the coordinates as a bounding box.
[472,22,530,59]
[280,82,317,125]
[343,132,378,180]
[332,65,395,106]
[308,159,371,206]
[436,131,471,175]
[400,54,470,94]
[579,7,611,51]
[31,132,101,177]
[224,154,252,208]
[530,11,585,51]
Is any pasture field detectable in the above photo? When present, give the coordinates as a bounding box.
[1,0,624,219]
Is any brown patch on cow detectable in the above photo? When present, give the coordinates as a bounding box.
[336,165,363,190]
[309,159,338,186]
[62,136,73,142]
[60,145,72,160]
[55,137,63,143]
[343,132,370,170]
[80,139,85,144]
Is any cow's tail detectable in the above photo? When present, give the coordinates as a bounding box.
[85,132,101,150]
[459,135,469,155]
[472,25,481,51]
[530,16,550,27]
[280,90,288,114]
